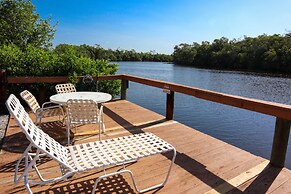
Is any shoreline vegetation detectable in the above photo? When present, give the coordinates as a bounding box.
[54,33,291,75]
[55,44,173,62]
[172,34,291,74]
[1,0,291,90]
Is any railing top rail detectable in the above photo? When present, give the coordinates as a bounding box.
[6,74,122,84]
[5,73,291,120]
[121,74,291,121]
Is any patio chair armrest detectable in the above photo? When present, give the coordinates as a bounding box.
[36,103,65,116]
[41,101,61,108]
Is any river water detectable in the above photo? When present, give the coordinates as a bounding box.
[116,61,291,169]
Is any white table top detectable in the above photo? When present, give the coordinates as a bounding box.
[50,92,112,105]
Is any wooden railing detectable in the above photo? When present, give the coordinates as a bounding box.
[120,74,291,168]
[1,71,291,168]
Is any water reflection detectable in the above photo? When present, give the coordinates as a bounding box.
[117,61,291,168]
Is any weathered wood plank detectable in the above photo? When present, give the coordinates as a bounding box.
[232,167,291,193]
[1,100,291,194]
[205,161,269,194]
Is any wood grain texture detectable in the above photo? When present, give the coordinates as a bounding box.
[1,100,291,193]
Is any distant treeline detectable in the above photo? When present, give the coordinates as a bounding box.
[173,34,291,74]
[55,44,173,62]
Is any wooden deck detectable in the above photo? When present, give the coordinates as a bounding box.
[1,100,291,193]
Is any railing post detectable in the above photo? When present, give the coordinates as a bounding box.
[121,79,129,100]
[38,85,46,105]
[270,117,291,167]
[166,91,174,120]
[0,70,8,114]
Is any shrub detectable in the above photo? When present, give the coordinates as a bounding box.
[0,44,120,100]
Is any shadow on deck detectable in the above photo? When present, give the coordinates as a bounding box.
[1,100,291,194]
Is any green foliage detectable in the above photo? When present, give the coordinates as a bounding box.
[55,44,173,62]
[173,34,291,74]
[0,0,56,49]
[0,44,120,99]
[0,0,119,102]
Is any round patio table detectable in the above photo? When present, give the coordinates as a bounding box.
[50,91,112,105]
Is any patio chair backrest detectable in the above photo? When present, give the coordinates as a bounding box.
[55,83,76,94]
[5,94,71,169]
[67,99,99,124]
[20,90,40,114]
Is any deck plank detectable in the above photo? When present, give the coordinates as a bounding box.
[1,100,291,194]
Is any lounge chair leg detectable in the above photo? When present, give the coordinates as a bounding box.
[92,149,176,194]
[135,149,176,193]
[91,170,134,193]
[91,169,162,194]
[24,175,33,194]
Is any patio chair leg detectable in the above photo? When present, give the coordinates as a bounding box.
[102,122,105,133]
[39,117,42,126]
[67,128,71,145]
[35,118,39,126]
[100,105,105,133]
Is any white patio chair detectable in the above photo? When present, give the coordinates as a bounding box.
[66,99,104,145]
[6,94,176,194]
[55,83,76,94]
[20,90,64,125]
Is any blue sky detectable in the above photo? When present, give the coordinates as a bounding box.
[33,0,291,54]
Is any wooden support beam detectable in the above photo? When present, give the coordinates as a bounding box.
[38,86,46,105]
[166,91,174,120]
[270,117,291,167]
[121,79,129,100]
[0,70,8,114]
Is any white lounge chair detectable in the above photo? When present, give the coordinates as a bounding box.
[20,90,64,125]
[55,83,77,94]
[66,99,104,144]
[6,94,176,194]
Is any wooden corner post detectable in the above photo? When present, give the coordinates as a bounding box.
[270,117,291,167]
[0,70,8,114]
[121,79,129,100]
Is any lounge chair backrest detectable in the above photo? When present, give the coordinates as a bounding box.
[55,83,76,94]
[5,94,70,169]
[20,90,40,114]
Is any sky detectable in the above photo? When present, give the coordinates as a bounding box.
[33,0,291,54]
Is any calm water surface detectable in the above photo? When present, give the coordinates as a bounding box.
[116,61,291,168]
